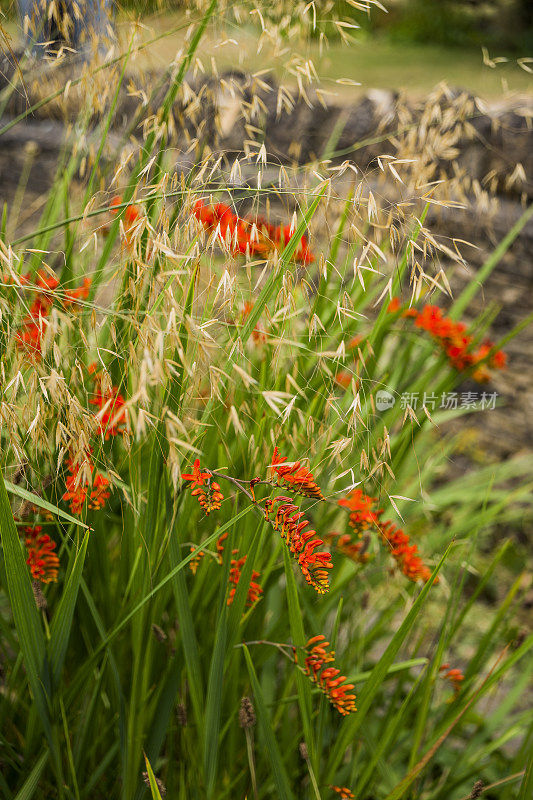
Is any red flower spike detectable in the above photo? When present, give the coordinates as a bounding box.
[192,200,314,264]
[271,447,325,501]
[338,489,433,583]
[216,531,229,564]
[338,489,383,534]
[390,301,506,381]
[227,550,263,607]
[89,370,127,439]
[189,547,205,575]
[326,531,370,564]
[262,496,332,593]
[300,636,356,716]
[63,456,110,516]
[379,520,434,583]
[181,460,224,515]
[24,526,59,584]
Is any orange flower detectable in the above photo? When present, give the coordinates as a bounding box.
[89,371,127,439]
[440,663,464,694]
[216,531,229,563]
[271,447,325,501]
[110,195,142,245]
[330,787,355,799]
[326,531,370,564]
[379,521,433,583]
[338,490,433,583]
[227,550,263,607]
[24,526,59,584]
[181,459,223,515]
[264,496,332,593]
[338,489,383,534]
[189,547,205,574]
[63,457,110,515]
[193,200,314,263]
[15,272,93,360]
[298,635,356,716]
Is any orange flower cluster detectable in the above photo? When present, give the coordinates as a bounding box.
[270,447,325,501]
[189,547,205,575]
[110,195,142,245]
[181,459,224,515]
[241,302,267,344]
[264,496,332,593]
[193,200,314,264]
[63,456,111,515]
[12,270,90,360]
[88,366,127,440]
[298,635,356,716]
[24,526,59,584]
[440,663,465,694]
[228,550,263,607]
[326,531,370,564]
[337,490,433,583]
[329,787,355,799]
[379,521,433,583]
[338,488,383,534]
[388,299,506,382]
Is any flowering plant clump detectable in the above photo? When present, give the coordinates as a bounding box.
[0,3,530,799]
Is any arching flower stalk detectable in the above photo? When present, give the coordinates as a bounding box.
[388,299,507,382]
[270,447,325,501]
[264,496,332,593]
[337,489,433,583]
[24,526,59,584]
[296,635,356,716]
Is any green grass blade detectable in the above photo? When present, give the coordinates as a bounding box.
[143,754,163,800]
[326,545,451,779]
[13,751,48,800]
[204,603,228,797]
[48,531,90,689]
[243,646,295,800]
[4,481,89,529]
[0,468,53,747]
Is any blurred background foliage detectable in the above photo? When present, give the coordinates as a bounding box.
[3,0,533,53]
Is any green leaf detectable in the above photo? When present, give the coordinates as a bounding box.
[326,545,451,779]
[282,546,314,767]
[0,468,53,747]
[48,530,90,688]
[4,480,89,529]
[204,603,228,797]
[243,646,295,800]
[13,752,48,800]
[143,754,163,800]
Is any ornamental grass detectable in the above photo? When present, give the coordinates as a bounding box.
[0,2,532,799]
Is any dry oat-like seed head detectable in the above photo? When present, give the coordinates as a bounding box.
[151,624,167,643]
[469,780,484,799]
[239,696,256,728]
